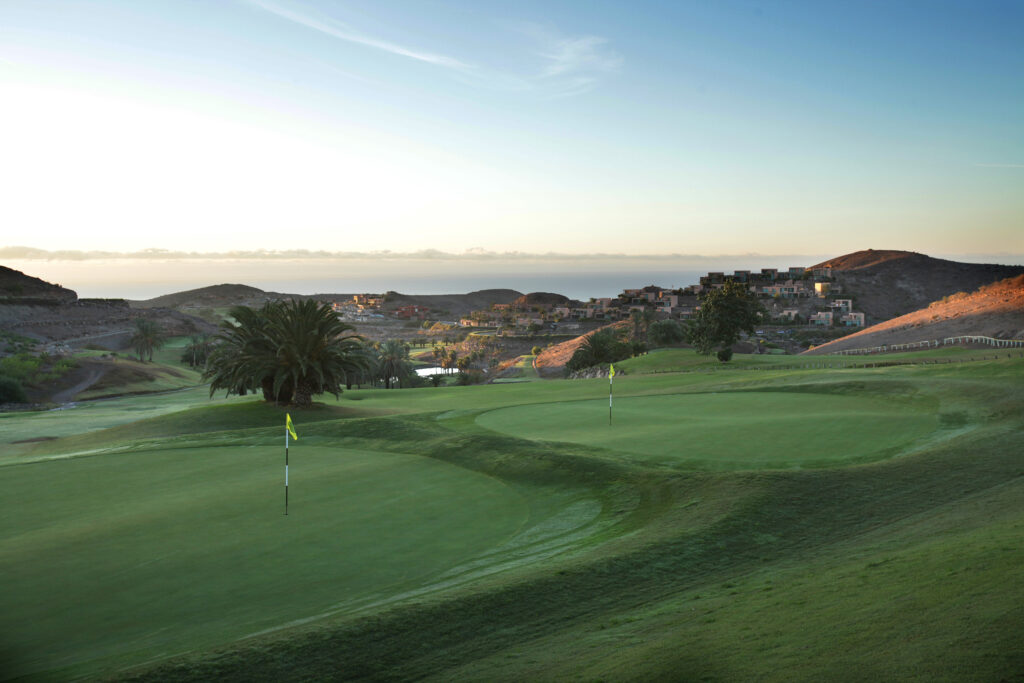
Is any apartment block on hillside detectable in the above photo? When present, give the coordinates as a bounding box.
[809,311,834,326]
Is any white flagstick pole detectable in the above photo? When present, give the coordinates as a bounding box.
[608,369,613,426]
[285,425,289,516]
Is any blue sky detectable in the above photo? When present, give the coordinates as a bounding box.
[1,0,1022,262]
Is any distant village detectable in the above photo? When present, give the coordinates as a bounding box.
[330,264,866,334]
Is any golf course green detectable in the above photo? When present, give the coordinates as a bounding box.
[1,352,1022,681]
[476,391,940,468]
[2,446,539,676]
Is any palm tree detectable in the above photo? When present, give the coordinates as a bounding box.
[566,329,632,374]
[181,334,214,368]
[376,339,412,389]
[264,299,368,406]
[205,300,369,407]
[205,303,281,400]
[130,318,165,362]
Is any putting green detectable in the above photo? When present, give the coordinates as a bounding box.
[475,392,941,468]
[0,446,529,678]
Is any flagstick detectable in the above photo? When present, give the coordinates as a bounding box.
[609,372,613,426]
[285,427,289,516]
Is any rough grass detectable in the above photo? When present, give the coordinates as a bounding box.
[0,356,1021,680]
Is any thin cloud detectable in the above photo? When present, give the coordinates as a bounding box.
[246,0,472,70]
[0,246,824,264]
[518,24,621,97]
[539,35,622,78]
[246,2,620,98]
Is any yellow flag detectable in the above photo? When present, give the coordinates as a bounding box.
[286,413,298,441]
[609,363,615,378]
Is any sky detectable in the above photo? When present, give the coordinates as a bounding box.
[1,0,1022,295]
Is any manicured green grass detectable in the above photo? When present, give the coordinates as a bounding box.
[0,386,230,462]
[0,445,535,678]
[476,391,941,469]
[0,356,1021,680]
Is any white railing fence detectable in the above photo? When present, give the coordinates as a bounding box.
[829,335,1024,356]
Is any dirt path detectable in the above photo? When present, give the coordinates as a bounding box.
[51,365,109,403]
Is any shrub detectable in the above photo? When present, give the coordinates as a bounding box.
[648,319,685,347]
[531,345,543,355]
[456,369,485,385]
[0,375,27,403]
[0,354,42,382]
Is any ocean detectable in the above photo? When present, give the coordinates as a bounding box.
[3,255,832,301]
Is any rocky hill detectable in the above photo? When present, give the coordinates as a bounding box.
[130,284,290,310]
[513,292,575,308]
[804,275,1024,355]
[813,250,1024,321]
[0,266,77,304]
[1,266,215,353]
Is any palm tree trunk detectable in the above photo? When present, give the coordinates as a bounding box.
[293,378,313,407]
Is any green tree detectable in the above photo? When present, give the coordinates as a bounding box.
[130,318,165,362]
[686,281,764,362]
[629,308,657,341]
[648,319,685,347]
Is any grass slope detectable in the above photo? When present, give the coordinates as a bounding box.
[0,352,1021,681]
